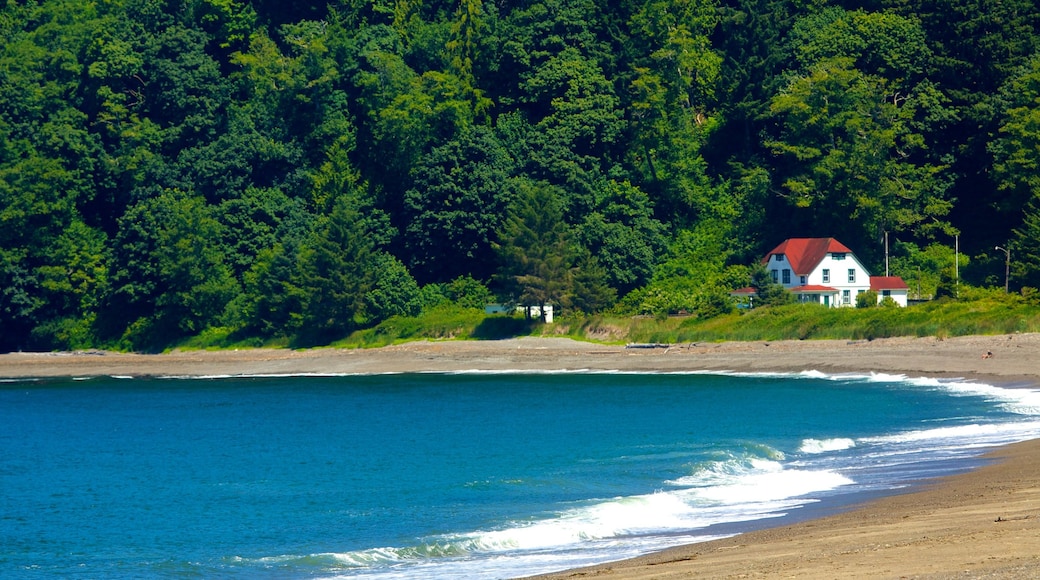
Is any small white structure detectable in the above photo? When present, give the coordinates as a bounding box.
[484,303,554,322]
[732,238,908,308]
[870,276,909,307]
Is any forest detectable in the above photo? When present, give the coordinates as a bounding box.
[3,0,1040,351]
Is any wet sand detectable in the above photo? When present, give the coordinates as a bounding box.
[3,334,1039,579]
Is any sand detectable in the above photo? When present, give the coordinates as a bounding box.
[531,439,1040,580]
[3,333,1040,579]
[2,333,1039,381]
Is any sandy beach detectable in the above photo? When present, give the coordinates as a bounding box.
[3,334,1040,578]
[2,333,1040,382]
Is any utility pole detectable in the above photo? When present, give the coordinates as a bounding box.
[884,231,889,276]
[995,245,1011,293]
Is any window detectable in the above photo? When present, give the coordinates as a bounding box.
[782,269,791,284]
[771,269,778,282]
[832,253,846,260]
[848,269,855,283]
[842,290,850,304]
[800,275,807,285]
[775,253,785,262]
[822,269,830,283]
[882,290,891,297]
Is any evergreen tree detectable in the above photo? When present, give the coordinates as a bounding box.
[293,196,378,345]
[496,180,575,320]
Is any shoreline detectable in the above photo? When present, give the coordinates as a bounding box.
[2,334,1039,386]
[4,334,1040,578]
[528,439,1040,579]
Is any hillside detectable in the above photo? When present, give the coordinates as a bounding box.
[2,0,1039,351]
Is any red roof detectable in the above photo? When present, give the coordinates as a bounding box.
[729,287,757,295]
[870,276,908,290]
[790,285,838,293]
[761,238,855,276]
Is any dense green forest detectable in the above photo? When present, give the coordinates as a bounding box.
[3,0,1040,351]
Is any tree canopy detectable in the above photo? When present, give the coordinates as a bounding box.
[2,0,1039,351]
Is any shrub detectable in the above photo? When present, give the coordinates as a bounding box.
[856,290,878,308]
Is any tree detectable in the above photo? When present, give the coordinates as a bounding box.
[1012,197,1040,288]
[766,57,952,264]
[404,126,516,283]
[33,220,109,349]
[292,196,379,345]
[139,25,230,155]
[102,191,236,349]
[524,46,624,200]
[496,180,575,320]
[991,54,1040,288]
[626,0,722,219]
[0,248,42,352]
[575,179,667,295]
[365,253,422,321]
[991,54,1040,226]
[569,253,617,314]
[750,265,794,307]
[883,0,1040,248]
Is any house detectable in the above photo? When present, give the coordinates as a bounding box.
[869,276,909,307]
[732,238,908,307]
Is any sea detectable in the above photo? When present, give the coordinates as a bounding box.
[3,369,1040,579]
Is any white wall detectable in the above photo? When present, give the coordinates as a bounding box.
[766,251,871,307]
[877,290,908,307]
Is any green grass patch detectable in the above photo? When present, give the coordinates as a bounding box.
[177,291,1040,352]
[174,327,288,350]
[332,307,482,348]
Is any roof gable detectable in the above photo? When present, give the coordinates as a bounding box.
[762,238,855,276]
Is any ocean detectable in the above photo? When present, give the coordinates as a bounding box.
[3,370,1040,579]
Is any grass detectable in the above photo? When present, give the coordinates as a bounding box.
[175,289,1040,351]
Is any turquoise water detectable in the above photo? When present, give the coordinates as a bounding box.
[3,370,1040,578]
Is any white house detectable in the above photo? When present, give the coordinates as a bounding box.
[870,276,909,307]
[734,238,908,307]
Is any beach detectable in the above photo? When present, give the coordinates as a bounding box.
[530,438,1040,579]
[2,333,1040,382]
[3,334,1040,579]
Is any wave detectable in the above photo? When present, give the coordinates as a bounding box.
[917,378,1040,416]
[860,419,1040,448]
[800,437,856,454]
[666,452,852,507]
[238,531,738,580]
[232,445,855,579]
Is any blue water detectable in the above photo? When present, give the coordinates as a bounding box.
[3,370,1040,579]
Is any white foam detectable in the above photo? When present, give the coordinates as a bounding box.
[925,379,1040,416]
[800,438,856,454]
[684,467,852,505]
[861,420,1040,447]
